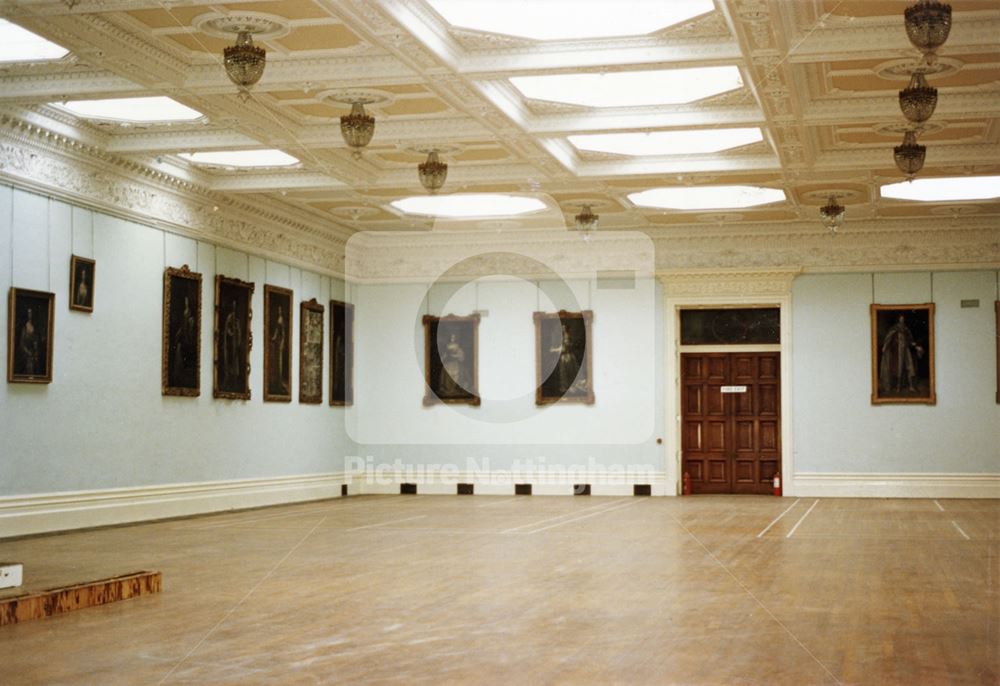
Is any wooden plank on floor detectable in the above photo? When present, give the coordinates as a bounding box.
[0,570,161,626]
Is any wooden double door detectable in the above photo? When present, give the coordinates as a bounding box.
[681,352,780,495]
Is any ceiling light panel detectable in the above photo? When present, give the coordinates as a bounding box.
[391,194,547,218]
[510,67,744,108]
[55,97,205,123]
[178,150,300,168]
[570,129,763,156]
[880,176,1000,202]
[427,0,715,41]
[0,19,68,62]
[629,186,786,210]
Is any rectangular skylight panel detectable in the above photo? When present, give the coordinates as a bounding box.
[510,67,744,108]
[629,186,786,210]
[570,128,763,156]
[0,19,69,62]
[428,1,715,41]
[881,176,1000,201]
[55,97,204,123]
[179,150,300,168]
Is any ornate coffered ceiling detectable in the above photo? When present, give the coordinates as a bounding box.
[0,0,997,273]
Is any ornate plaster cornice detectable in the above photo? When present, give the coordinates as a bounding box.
[0,113,350,277]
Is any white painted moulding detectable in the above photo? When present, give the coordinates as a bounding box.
[0,473,350,538]
[790,473,1000,499]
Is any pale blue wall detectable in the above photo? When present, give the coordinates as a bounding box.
[0,185,353,495]
[351,276,666,474]
[792,271,1000,474]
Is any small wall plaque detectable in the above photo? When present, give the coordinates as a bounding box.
[721,385,747,393]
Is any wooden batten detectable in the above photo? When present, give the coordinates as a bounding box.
[0,571,162,626]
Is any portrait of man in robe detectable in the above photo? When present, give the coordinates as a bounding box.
[871,304,935,405]
[214,275,254,400]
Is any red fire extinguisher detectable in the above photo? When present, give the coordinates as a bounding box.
[682,471,692,496]
[773,471,782,497]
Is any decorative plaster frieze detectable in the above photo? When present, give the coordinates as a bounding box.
[657,269,799,297]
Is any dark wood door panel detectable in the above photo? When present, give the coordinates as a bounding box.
[681,352,780,495]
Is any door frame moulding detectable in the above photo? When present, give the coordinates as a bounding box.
[659,269,798,496]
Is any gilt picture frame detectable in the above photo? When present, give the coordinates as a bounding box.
[7,287,55,384]
[263,285,293,403]
[423,314,480,406]
[299,298,324,404]
[162,265,202,397]
[871,303,935,405]
[213,275,254,400]
[534,310,594,405]
[69,255,95,313]
[329,300,354,407]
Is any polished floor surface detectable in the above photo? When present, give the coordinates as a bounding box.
[0,495,997,685]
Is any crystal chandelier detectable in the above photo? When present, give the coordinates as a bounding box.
[340,101,375,159]
[898,71,938,124]
[894,130,926,179]
[904,1,951,62]
[574,204,599,240]
[819,195,846,234]
[418,151,448,194]
[223,31,266,102]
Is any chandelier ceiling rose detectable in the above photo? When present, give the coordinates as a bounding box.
[324,89,394,107]
[802,189,862,203]
[874,56,961,81]
[196,13,289,40]
[874,121,944,136]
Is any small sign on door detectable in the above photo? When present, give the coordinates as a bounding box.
[721,385,747,393]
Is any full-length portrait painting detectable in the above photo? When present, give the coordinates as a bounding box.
[423,314,479,406]
[69,255,95,313]
[534,310,594,405]
[299,298,324,404]
[7,288,55,384]
[214,275,254,400]
[871,303,935,405]
[330,300,354,406]
[263,285,292,402]
[162,266,202,396]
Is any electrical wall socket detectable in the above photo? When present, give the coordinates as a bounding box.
[0,562,24,590]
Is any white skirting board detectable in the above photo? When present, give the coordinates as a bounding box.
[5,470,997,537]
[790,473,1000,499]
[0,473,349,538]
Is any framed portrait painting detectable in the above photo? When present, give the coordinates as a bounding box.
[534,310,594,405]
[7,288,55,384]
[299,298,324,404]
[423,314,479,406]
[214,275,254,400]
[871,303,935,405]
[162,266,202,396]
[263,285,293,402]
[69,255,95,313]
[330,300,354,406]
